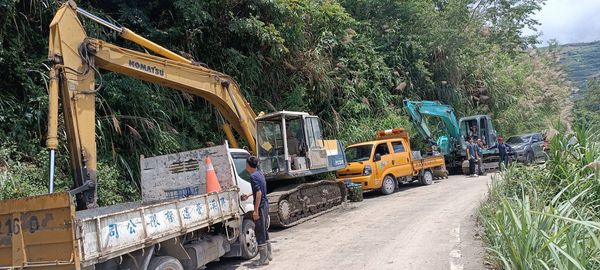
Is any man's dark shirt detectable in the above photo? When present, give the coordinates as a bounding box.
[251,170,268,208]
[498,143,510,157]
[467,143,477,159]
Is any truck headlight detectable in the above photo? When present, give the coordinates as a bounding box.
[363,165,372,176]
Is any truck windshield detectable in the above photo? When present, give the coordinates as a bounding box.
[506,136,524,144]
[345,145,373,162]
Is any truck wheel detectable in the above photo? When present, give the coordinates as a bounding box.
[148,256,183,270]
[420,170,433,185]
[380,175,396,195]
[241,219,259,259]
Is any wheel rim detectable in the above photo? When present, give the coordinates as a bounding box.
[383,177,394,193]
[424,171,433,184]
[245,225,258,255]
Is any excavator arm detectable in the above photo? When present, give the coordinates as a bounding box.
[47,2,257,209]
[403,99,461,155]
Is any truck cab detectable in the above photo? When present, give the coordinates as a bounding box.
[336,137,409,192]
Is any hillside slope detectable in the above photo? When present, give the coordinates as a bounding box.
[559,41,600,88]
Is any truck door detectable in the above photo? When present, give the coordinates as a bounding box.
[391,140,413,176]
[304,116,328,169]
[373,142,394,186]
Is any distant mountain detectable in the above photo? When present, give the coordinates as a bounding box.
[558,41,600,89]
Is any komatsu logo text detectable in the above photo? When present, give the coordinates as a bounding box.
[128,60,165,76]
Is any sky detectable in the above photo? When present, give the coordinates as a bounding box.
[526,0,600,45]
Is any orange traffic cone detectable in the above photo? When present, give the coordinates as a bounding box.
[205,156,222,193]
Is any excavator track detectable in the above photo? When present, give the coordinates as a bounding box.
[267,180,347,228]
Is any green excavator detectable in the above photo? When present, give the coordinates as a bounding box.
[403,99,501,174]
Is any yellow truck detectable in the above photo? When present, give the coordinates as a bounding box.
[336,128,447,194]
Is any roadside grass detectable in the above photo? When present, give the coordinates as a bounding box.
[480,123,600,270]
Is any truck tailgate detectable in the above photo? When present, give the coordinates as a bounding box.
[412,155,446,171]
[0,192,78,270]
[0,188,239,269]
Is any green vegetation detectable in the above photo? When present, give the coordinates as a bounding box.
[480,54,600,268]
[2,1,598,268]
[481,123,600,269]
[574,80,600,124]
[0,0,569,205]
[559,41,600,89]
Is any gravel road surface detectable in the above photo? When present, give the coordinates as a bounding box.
[209,174,492,270]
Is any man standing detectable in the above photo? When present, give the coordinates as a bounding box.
[497,137,511,170]
[466,137,478,177]
[241,156,272,266]
[476,138,486,176]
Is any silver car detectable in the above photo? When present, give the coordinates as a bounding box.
[506,133,546,164]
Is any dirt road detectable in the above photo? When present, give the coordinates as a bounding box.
[209,174,492,270]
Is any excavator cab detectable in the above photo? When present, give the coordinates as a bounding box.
[256,111,346,179]
[458,115,498,149]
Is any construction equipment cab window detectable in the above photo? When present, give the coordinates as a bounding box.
[255,111,339,179]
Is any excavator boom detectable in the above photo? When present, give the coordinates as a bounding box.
[46,2,346,221]
[48,2,256,209]
[403,99,461,155]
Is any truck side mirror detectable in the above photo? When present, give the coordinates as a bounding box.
[374,153,382,162]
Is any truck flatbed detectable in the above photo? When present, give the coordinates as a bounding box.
[412,155,446,174]
[0,189,239,269]
[0,144,244,270]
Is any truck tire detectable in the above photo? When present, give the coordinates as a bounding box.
[380,175,396,195]
[240,219,259,259]
[148,256,183,270]
[420,170,433,185]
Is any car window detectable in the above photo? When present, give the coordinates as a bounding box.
[391,141,405,153]
[374,143,390,156]
[521,135,532,143]
[534,134,543,142]
[506,136,524,144]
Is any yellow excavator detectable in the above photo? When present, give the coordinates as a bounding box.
[47,1,347,227]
